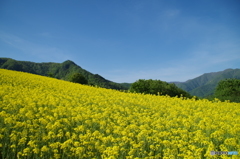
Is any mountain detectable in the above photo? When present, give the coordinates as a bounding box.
[173,69,240,97]
[0,57,129,90]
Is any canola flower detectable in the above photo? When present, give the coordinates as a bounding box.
[0,68,240,159]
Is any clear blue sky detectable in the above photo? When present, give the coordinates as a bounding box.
[1,0,240,83]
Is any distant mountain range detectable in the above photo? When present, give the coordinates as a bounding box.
[0,58,129,90]
[1,57,239,98]
[172,68,240,97]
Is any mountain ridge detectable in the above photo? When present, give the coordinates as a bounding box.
[173,68,240,97]
[0,57,129,90]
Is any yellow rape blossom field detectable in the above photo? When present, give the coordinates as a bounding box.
[0,69,239,159]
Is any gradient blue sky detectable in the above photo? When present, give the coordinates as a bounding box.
[1,0,240,83]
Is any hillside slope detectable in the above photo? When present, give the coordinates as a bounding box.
[0,57,128,90]
[174,68,240,97]
[1,69,240,158]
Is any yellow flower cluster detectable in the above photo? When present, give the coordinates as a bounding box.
[0,69,239,159]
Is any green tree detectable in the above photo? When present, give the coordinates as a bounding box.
[129,79,192,98]
[47,72,54,78]
[69,73,88,84]
[214,79,240,102]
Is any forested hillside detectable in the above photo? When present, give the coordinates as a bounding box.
[174,69,240,97]
[0,58,128,90]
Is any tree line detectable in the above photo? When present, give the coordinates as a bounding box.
[69,74,192,98]
[214,79,240,103]
[69,72,240,103]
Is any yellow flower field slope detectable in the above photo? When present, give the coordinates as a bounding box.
[0,69,239,159]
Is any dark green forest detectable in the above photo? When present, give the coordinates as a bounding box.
[214,79,240,103]
[69,73,88,85]
[129,79,192,98]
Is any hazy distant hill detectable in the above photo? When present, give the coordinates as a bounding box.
[0,58,128,90]
[173,69,240,97]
